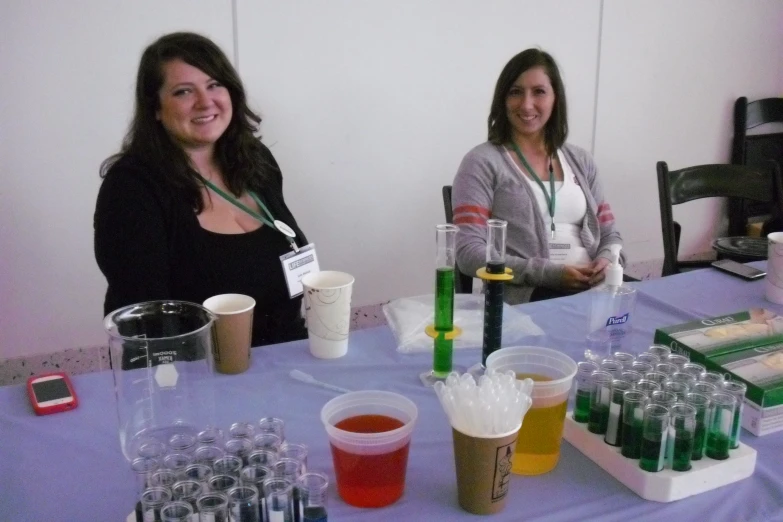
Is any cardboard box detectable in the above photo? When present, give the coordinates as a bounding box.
[653,308,783,436]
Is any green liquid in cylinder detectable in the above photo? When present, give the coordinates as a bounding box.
[587,403,609,434]
[432,267,455,376]
[705,432,731,460]
[574,389,591,423]
[621,419,643,459]
[672,431,694,471]
[691,421,706,461]
[639,435,664,472]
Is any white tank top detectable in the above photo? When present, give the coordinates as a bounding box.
[508,149,591,265]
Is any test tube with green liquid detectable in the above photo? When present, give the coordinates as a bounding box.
[705,392,737,460]
[685,392,710,460]
[621,390,648,459]
[573,362,599,423]
[722,380,747,449]
[432,224,458,378]
[669,403,697,471]
[639,404,670,472]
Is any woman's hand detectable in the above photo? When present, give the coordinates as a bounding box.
[561,265,592,292]
[588,257,611,286]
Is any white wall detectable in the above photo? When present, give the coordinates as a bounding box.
[0,1,235,358]
[1,1,781,359]
[594,0,783,262]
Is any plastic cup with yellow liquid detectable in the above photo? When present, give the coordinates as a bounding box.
[485,346,577,475]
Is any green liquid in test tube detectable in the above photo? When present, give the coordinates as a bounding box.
[574,389,591,423]
[433,266,455,376]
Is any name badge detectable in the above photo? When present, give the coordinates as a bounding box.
[280,243,320,298]
[548,241,571,263]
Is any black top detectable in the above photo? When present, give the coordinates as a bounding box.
[94,143,307,347]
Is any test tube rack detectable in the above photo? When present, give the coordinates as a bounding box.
[563,413,757,502]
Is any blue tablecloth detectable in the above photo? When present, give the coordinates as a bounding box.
[2,263,782,521]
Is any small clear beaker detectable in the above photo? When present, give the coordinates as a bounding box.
[701,371,725,386]
[225,437,254,465]
[273,457,304,483]
[684,392,711,461]
[213,456,243,478]
[705,392,737,460]
[639,404,670,472]
[636,353,660,366]
[647,345,671,360]
[248,449,278,468]
[650,390,677,409]
[197,425,225,447]
[196,492,230,522]
[263,477,295,522]
[680,362,706,380]
[662,381,689,402]
[194,445,225,468]
[604,380,633,447]
[141,487,172,522]
[168,433,197,455]
[131,456,160,496]
[599,360,623,377]
[171,479,202,513]
[573,362,599,423]
[666,353,690,368]
[654,363,678,377]
[258,417,286,442]
[644,372,668,386]
[669,403,697,471]
[587,371,614,435]
[279,442,308,472]
[209,473,239,494]
[253,432,283,453]
[612,352,636,368]
[722,380,747,449]
[150,469,179,490]
[692,381,718,396]
[230,422,256,440]
[228,485,261,522]
[160,500,193,522]
[668,372,697,390]
[630,361,654,375]
[634,379,660,396]
[182,463,212,488]
[163,452,193,476]
[298,472,329,522]
[620,390,648,459]
[620,370,643,385]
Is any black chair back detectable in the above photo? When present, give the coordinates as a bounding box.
[730,97,783,235]
[442,185,474,293]
[657,161,783,277]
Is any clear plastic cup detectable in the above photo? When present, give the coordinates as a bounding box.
[321,390,418,508]
[485,346,577,475]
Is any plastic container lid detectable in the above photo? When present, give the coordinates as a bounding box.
[321,390,418,455]
[485,346,577,403]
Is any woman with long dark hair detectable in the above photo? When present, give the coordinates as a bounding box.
[95,32,307,347]
[452,49,624,303]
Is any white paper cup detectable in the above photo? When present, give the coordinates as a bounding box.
[766,232,783,304]
[302,271,354,359]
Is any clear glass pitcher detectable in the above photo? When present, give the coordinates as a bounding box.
[104,301,218,461]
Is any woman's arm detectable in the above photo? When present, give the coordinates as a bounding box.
[94,164,171,315]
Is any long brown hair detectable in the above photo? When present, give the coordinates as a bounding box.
[487,48,568,156]
[101,32,274,211]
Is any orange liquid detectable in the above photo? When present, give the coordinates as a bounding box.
[331,415,409,508]
[514,373,568,475]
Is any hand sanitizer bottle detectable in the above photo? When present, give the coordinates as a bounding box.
[585,245,637,362]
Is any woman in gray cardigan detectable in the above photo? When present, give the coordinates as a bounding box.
[452,49,624,304]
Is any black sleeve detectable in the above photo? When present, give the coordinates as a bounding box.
[94,164,172,316]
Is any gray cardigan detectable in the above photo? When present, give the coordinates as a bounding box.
[452,142,624,304]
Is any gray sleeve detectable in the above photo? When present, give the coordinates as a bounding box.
[568,145,625,264]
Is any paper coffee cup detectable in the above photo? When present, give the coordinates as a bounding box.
[203,294,255,374]
[301,271,354,359]
[767,232,783,304]
[452,425,520,515]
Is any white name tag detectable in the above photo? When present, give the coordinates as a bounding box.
[548,241,571,263]
[280,243,320,298]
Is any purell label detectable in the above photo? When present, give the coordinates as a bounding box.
[606,314,629,326]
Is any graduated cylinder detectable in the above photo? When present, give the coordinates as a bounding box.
[432,224,458,378]
[482,219,508,364]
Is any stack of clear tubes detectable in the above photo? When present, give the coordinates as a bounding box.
[132,417,329,522]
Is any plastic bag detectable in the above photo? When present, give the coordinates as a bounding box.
[383,294,544,353]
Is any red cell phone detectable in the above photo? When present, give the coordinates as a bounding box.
[27,372,78,415]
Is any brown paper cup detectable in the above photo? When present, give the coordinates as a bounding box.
[203,294,255,374]
[452,425,520,515]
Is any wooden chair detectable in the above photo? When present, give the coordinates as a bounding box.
[730,97,783,235]
[442,185,474,293]
[656,161,783,277]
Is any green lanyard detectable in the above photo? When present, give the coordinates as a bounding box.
[510,142,556,239]
[199,176,299,252]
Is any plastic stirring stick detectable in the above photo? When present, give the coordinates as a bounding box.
[288,370,351,394]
